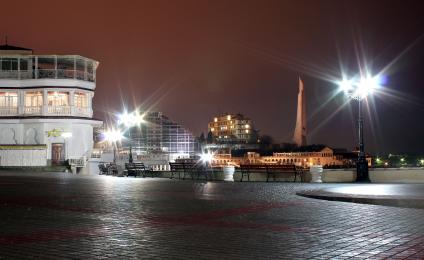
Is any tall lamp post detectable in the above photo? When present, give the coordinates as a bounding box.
[118,111,145,163]
[338,75,382,182]
[103,129,123,163]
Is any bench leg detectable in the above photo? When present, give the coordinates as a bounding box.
[266,173,269,182]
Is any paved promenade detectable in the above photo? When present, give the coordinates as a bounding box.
[1,172,424,259]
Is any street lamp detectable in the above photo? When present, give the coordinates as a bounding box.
[118,111,145,163]
[338,74,382,182]
[103,128,124,163]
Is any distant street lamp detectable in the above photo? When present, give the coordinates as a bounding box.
[118,111,145,163]
[103,128,124,163]
[338,74,382,182]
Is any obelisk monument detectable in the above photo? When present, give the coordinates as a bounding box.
[293,77,307,146]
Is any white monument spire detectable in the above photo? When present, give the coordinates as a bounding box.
[293,77,307,146]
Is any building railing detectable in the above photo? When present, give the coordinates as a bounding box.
[75,106,90,117]
[0,105,92,117]
[48,106,71,115]
[0,55,97,82]
[0,107,18,115]
[69,156,87,167]
[24,106,42,115]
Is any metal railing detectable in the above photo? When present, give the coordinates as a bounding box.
[69,156,87,167]
[24,106,42,114]
[0,107,18,115]
[75,106,90,117]
[47,106,71,115]
[0,55,97,82]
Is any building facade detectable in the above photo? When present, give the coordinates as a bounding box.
[208,114,254,143]
[211,146,363,168]
[0,44,102,166]
[124,111,198,161]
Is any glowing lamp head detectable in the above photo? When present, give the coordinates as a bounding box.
[200,152,213,164]
[103,129,124,143]
[118,111,135,127]
[338,74,383,100]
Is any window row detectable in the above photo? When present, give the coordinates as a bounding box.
[0,91,89,108]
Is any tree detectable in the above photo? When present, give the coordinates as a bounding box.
[198,132,206,144]
[206,131,214,144]
[248,129,260,144]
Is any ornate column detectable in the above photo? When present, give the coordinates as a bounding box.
[18,90,25,115]
[69,90,75,116]
[42,89,48,115]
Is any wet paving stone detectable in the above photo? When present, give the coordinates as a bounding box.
[1,172,424,259]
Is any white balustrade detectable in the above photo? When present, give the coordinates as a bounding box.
[0,107,18,115]
[47,106,71,115]
[24,106,42,115]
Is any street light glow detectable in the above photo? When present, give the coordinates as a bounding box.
[118,111,145,127]
[103,129,124,142]
[200,152,214,164]
[338,74,383,100]
[118,111,135,127]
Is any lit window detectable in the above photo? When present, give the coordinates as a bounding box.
[245,124,250,128]
[48,91,69,106]
[25,91,43,107]
[245,130,249,133]
[74,92,88,108]
[227,115,231,120]
[214,117,218,122]
[211,128,214,132]
[0,92,18,107]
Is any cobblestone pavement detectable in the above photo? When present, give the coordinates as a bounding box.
[1,172,424,259]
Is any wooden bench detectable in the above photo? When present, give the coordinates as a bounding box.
[239,164,302,182]
[107,163,118,176]
[125,162,147,177]
[169,162,209,180]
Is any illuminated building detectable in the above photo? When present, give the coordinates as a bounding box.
[210,146,370,168]
[0,44,102,166]
[124,111,198,161]
[208,113,254,143]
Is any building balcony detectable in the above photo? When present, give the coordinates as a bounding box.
[24,106,42,115]
[47,106,71,115]
[0,107,18,116]
[0,105,91,117]
[0,55,98,83]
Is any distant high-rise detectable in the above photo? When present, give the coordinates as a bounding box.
[125,111,198,156]
[208,113,254,143]
[293,77,307,146]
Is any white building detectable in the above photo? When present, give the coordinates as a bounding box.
[0,44,102,166]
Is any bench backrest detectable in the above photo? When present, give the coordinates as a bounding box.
[170,162,203,171]
[125,162,145,169]
[240,164,297,172]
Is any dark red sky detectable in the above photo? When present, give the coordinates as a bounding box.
[1,0,424,154]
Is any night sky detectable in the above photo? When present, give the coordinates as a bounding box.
[1,0,424,154]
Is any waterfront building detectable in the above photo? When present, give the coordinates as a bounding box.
[0,44,102,166]
[211,146,365,168]
[207,113,255,143]
[124,111,198,162]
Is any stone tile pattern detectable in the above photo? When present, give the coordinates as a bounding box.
[0,172,424,259]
